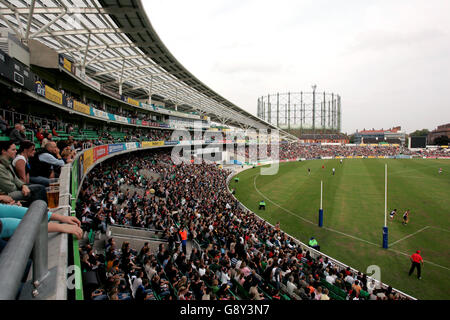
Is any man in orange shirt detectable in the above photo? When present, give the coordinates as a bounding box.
[179,226,188,254]
[408,250,424,279]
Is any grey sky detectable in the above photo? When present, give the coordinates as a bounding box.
[144,0,450,134]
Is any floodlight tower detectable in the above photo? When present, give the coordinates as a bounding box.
[312,84,317,135]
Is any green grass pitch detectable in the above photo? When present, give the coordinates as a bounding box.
[230,159,450,300]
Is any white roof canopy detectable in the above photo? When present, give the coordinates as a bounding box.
[0,0,297,139]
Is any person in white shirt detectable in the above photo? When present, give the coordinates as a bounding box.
[198,264,206,277]
[326,273,336,285]
[220,268,231,285]
[345,273,355,285]
[286,276,298,295]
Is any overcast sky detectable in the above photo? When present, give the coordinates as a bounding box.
[144,0,450,134]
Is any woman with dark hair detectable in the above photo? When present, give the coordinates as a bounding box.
[13,141,50,187]
[12,140,34,184]
[0,140,47,204]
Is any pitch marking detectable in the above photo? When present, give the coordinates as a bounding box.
[389,226,430,247]
[252,174,450,271]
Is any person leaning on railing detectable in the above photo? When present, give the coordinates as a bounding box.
[0,195,82,240]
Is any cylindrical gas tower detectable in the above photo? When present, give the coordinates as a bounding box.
[257,88,341,136]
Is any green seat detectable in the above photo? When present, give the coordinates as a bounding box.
[0,136,10,141]
[232,278,250,299]
[281,293,291,300]
[331,285,347,299]
[329,291,344,300]
[360,289,369,299]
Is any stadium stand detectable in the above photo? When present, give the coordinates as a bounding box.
[73,149,414,300]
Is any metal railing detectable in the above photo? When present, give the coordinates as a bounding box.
[1,108,63,132]
[0,200,49,300]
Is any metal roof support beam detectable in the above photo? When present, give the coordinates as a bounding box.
[119,58,126,85]
[82,33,91,72]
[34,27,143,38]
[0,7,139,15]
[29,9,67,40]
[0,0,14,11]
[102,72,175,85]
[24,0,36,42]
[147,76,153,104]
[92,65,147,77]
[56,42,136,54]
[0,14,22,40]
[14,9,24,38]
[83,54,142,65]
[54,35,80,64]
[84,46,107,67]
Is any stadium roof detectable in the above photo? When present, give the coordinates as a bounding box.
[0,0,297,140]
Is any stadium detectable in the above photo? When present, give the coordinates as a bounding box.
[0,0,449,304]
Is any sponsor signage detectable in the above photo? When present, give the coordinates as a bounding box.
[101,85,122,100]
[83,75,101,91]
[142,141,165,148]
[91,108,109,120]
[73,100,91,115]
[58,54,72,72]
[164,141,180,146]
[127,97,140,107]
[82,149,94,174]
[93,145,108,162]
[108,143,125,154]
[63,58,72,72]
[125,142,139,150]
[140,102,152,110]
[35,80,46,97]
[45,85,63,105]
[115,115,128,123]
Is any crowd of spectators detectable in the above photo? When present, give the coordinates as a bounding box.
[401,148,449,157]
[235,143,448,161]
[76,149,410,301]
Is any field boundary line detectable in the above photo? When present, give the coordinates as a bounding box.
[253,174,450,272]
[253,175,379,246]
[429,226,450,233]
[389,226,430,247]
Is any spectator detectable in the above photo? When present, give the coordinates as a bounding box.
[36,128,45,142]
[12,140,35,184]
[41,133,53,149]
[0,201,82,239]
[321,288,330,300]
[29,141,70,181]
[0,141,47,204]
[9,124,27,145]
[0,115,10,133]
